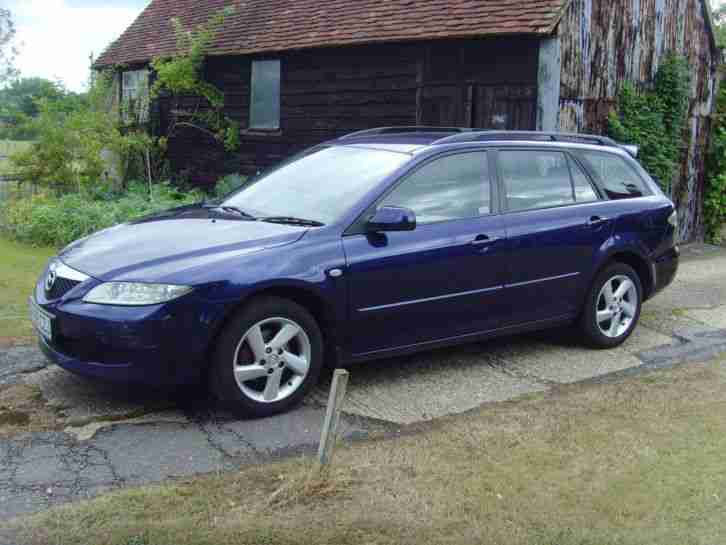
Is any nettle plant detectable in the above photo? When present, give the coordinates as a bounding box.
[608,53,691,194]
[150,7,240,153]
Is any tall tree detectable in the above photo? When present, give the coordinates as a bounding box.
[0,78,65,118]
[0,8,19,84]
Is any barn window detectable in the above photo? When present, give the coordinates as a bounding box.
[249,60,281,130]
[121,69,149,124]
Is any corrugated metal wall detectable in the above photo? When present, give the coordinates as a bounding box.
[557,0,718,241]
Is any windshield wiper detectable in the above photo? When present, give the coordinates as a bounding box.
[260,216,325,227]
[204,204,257,220]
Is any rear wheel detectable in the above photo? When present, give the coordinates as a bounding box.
[210,297,324,417]
[580,263,642,348]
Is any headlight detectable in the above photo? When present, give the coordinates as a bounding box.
[83,282,193,306]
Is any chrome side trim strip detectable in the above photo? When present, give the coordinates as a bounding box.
[358,285,503,313]
[506,271,580,289]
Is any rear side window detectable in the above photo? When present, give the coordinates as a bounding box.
[579,151,650,199]
[499,150,575,211]
[381,152,491,224]
[570,158,599,203]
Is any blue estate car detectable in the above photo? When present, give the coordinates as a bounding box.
[31,128,679,417]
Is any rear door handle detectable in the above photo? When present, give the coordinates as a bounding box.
[471,234,500,246]
[588,215,609,226]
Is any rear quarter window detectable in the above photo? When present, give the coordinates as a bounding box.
[578,151,651,200]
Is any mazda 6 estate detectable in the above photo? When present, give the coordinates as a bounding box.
[30,128,679,417]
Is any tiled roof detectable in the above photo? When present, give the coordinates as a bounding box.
[95,0,571,68]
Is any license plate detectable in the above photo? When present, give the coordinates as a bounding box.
[29,298,54,341]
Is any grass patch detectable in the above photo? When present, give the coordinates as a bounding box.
[6,356,726,545]
[0,236,54,344]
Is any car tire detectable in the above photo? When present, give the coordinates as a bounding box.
[580,262,643,349]
[209,296,324,418]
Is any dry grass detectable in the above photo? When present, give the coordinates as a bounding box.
[6,356,726,545]
[0,384,59,437]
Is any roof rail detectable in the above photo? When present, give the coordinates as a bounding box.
[340,126,475,139]
[433,130,620,147]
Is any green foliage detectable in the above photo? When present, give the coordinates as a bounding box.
[0,78,84,140]
[213,173,246,198]
[704,87,726,243]
[6,73,159,192]
[0,182,205,247]
[150,7,240,152]
[713,5,726,48]
[608,53,691,193]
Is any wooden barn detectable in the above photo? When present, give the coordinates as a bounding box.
[94,0,719,241]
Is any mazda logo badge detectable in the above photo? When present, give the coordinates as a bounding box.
[45,264,57,292]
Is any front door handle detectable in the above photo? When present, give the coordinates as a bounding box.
[471,234,500,246]
[588,215,609,226]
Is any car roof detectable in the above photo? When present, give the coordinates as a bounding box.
[328,127,638,158]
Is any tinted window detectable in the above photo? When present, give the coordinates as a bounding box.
[381,153,490,224]
[579,151,649,199]
[570,158,599,202]
[224,146,409,224]
[499,150,574,211]
[250,60,281,129]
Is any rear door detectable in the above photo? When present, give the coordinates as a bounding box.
[495,148,619,325]
[342,151,508,357]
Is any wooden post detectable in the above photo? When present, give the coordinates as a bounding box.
[317,369,349,467]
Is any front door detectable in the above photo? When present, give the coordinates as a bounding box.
[342,151,508,357]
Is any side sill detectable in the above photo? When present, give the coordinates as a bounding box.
[345,314,576,364]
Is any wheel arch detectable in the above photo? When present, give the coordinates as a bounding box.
[598,249,655,300]
[205,282,342,369]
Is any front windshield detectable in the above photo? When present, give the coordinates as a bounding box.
[223,146,410,224]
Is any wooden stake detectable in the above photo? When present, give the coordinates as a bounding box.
[317,369,349,467]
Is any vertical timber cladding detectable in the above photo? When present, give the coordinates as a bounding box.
[557,0,719,241]
[417,38,540,129]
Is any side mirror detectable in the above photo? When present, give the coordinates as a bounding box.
[366,206,416,233]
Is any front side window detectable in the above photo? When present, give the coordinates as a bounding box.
[121,69,149,123]
[381,152,491,224]
[579,151,650,199]
[224,146,408,224]
[249,60,281,130]
[499,150,575,211]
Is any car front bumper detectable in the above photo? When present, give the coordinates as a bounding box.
[32,282,229,387]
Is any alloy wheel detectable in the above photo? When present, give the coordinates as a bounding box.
[595,275,638,339]
[232,317,311,403]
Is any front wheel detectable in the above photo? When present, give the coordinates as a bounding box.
[580,263,642,349]
[210,297,324,418]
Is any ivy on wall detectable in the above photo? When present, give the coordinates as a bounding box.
[608,53,691,194]
[704,86,726,243]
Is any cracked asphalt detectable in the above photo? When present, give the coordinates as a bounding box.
[1,244,726,521]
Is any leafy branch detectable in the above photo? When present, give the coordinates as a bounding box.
[150,7,240,152]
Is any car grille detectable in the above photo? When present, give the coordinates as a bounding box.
[46,276,81,300]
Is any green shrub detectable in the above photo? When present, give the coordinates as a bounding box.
[0,181,204,247]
